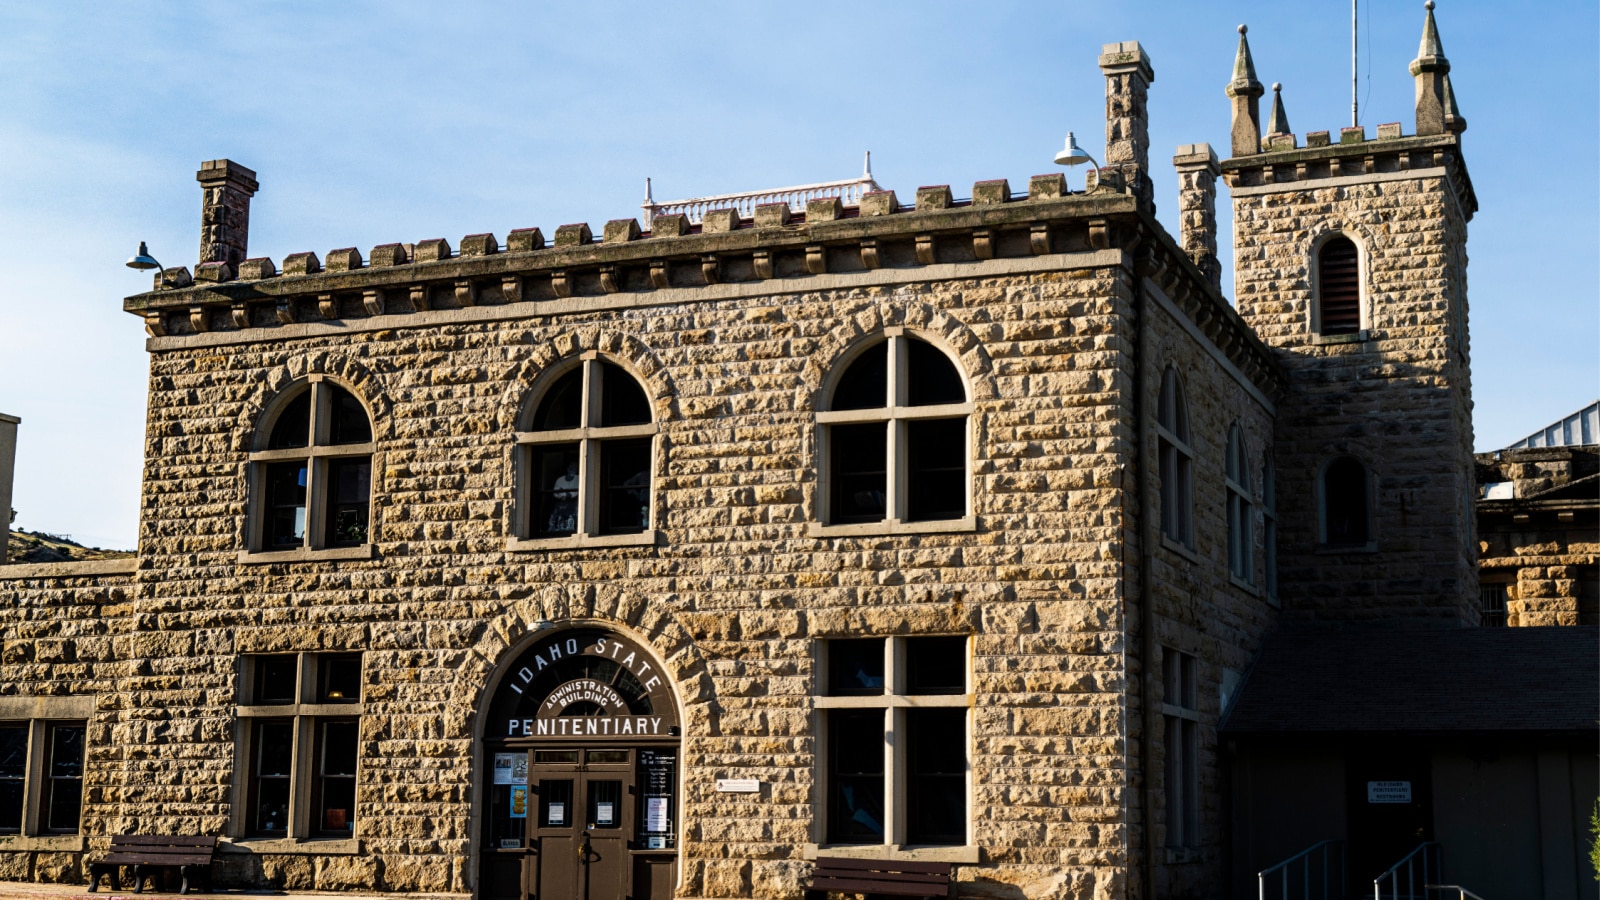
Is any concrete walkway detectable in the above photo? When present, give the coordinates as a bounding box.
[0,884,465,900]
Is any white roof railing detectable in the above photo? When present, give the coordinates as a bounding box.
[642,152,881,228]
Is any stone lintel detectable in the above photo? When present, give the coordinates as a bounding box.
[195,158,259,194]
[1097,40,1154,82]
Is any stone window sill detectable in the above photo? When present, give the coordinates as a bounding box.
[220,837,362,856]
[1165,847,1203,865]
[0,834,84,852]
[237,544,375,564]
[808,516,976,539]
[1311,329,1370,346]
[802,843,980,864]
[1161,535,1200,564]
[507,531,659,552]
[1229,574,1261,597]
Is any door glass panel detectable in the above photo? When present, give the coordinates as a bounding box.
[588,780,622,829]
[540,779,573,828]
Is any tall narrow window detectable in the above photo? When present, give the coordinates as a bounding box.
[0,725,25,833]
[1317,236,1362,335]
[1225,425,1254,584]
[1321,456,1371,547]
[818,636,969,847]
[1263,456,1279,605]
[1156,368,1194,548]
[43,724,85,834]
[517,358,656,542]
[820,334,972,527]
[239,653,364,840]
[1162,648,1199,850]
[250,380,374,553]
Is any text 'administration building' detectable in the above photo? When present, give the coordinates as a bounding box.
[3,8,1592,900]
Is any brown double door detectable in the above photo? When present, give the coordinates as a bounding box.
[528,749,632,900]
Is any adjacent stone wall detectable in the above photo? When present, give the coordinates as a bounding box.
[1476,447,1599,626]
[1229,152,1478,626]
[0,560,136,884]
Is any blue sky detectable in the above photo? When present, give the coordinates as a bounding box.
[1,1,1594,550]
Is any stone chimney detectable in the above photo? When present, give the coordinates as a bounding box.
[1098,41,1155,210]
[1173,144,1222,292]
[0,413,17,564]
[196,159,259,273]
[1409,1,1453,136]
[1225,25,1264,157]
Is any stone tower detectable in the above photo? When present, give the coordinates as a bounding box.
[1223,3,1480,625]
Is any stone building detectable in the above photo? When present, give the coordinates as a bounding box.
[1,7,1592,900]
[1475,402,1599,627]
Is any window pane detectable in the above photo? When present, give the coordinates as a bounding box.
[49,726,84,778]
[906,418,966,521]
[267,392,311,449]
[907,708,966,844]
[316,720,359,835]
[1324,458,1369,546]
[257,721,294,778]
[906,636,966,695]
[319,655,361,703]
[0,725,25,833]
[256,777,290,834]
[829,423,887,523]
[326,385,372,445]
[533,369,583,430]
[598,438,651,534]
[531,443,581,537]
[826,710,884,843]
[321,721,358,777]
[831,342,887,411]
[254,656,298,705]
[600,363,651,426]
[588,779,623,829]
[46,725,84,833]
[827,639,885,696]
[906,340,965,406]
[540,779,574,827]
[325,457,372,547]
[263,461,308,549]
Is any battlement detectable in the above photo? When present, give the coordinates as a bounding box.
[1221,130,1476,219]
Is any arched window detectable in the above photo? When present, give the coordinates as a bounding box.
[251,379,374,553]
[1156,368,1193,548]
[1316,236,1362,335]
[1225,425,1253,583]
[1263,455,1279,604]
[517,357,656,542]
[1321,456,1371,547]
[820,333,972,526]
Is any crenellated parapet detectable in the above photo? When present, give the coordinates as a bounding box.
[1220,128,1476,220]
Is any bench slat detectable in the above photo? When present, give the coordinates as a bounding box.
[100,853,214,865]
[812,876,950,896]
[812,856,952,876]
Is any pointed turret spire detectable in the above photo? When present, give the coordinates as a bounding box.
[1267,83,1291,136]
[1225,24,1265,157]
[1409,1,1453,136]
[1442,72,1467,134]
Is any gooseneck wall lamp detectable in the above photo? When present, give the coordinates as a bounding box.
[125,241,167,286]
[1054,132,1102,188]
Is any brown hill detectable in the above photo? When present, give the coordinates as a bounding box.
[6,529,134,564]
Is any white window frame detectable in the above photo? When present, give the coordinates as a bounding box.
[812,636,976,861]
[813,329,976,537]
[1156,367,1195,551]
[233,653,363,848]
[244,375,377,562]
[1161,647,1200,851]
[1225,424,1254,586]
[510,352,659,550]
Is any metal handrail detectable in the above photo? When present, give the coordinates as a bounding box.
[1425,886,1487,900]
[1373,842,1439,900]
[1258,839,1345,900]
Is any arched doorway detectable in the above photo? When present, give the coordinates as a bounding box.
[478,627,680,900]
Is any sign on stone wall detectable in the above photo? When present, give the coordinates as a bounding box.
[488,628,679,741]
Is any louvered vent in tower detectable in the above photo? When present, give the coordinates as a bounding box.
[1317,238,1361,335]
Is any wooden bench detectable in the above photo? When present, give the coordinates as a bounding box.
[806,856,954,899]
[88,834,218,895]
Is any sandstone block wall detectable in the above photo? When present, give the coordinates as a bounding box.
[123,263,1148,898]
